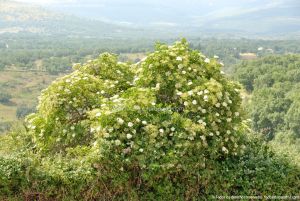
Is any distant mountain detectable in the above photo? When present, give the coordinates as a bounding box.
[195,2,300,38]
[36,0,300,39]
[1,0,299,39]
[0,0,142,38]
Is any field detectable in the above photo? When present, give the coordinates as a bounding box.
[0,71,64,131]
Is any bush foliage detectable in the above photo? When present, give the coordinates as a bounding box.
[1,40,299,200]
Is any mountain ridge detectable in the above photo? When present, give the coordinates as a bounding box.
[1,0,300,39]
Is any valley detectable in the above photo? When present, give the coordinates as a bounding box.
[0,0,300,199]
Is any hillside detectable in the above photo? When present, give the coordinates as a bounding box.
[198,1,300,38]
[234,54,300,165]
[31,0,300,39]
[0,0,137,38]
[0,0,188,39]
[1,0,300,39]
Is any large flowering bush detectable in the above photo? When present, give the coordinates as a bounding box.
[2,40,299,200]
[26,39,246,161]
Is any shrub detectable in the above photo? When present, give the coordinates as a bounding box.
[0,92,12,104]
[16,105,35,119]
[1,40,299,200]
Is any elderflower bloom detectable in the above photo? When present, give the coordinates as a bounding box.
[115,140,121,146]
[222,102,228,107]
[117,118,124,124]
[197,91,203,95]
[176,56,183,61]
[197,119,204,124]
[177,91,183,96]
[165,71,171,76]
[222,146,229,154]
[203,95,208,101]
[126,134,133,139]
[175,83,182,88]
[96,126,101,132]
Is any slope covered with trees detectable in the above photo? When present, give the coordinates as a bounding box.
[234,55,300,138]
[234,54,300,164]
[0,40,299,200]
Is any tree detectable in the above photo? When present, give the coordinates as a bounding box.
[16,105,35,119]
[0,92,12,104]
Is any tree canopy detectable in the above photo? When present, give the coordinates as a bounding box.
[234,55,300,140]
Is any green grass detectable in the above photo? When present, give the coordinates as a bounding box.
[0,104,17,122]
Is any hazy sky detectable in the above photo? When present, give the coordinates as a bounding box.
[14,0,300,26]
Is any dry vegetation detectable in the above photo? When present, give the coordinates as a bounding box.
[0,71,63,122]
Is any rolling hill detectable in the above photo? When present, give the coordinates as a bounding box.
[0,0,142,38]
[1,0,300,39]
